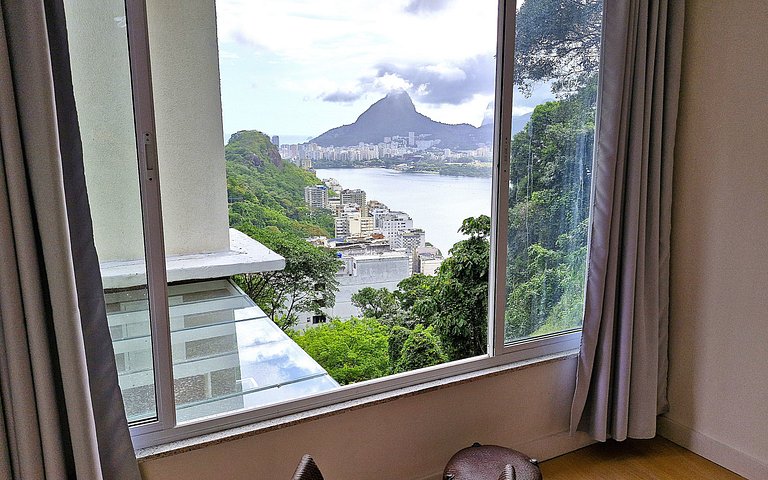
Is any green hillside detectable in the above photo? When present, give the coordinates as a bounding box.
[225,130,334,238]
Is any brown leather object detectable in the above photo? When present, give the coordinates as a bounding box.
[291,454,325,480]
[443,444,542,480]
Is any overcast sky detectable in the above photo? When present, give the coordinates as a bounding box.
[215,0,548,142]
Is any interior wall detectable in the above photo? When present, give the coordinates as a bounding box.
[662,1,768,477]
[139,357,592,480]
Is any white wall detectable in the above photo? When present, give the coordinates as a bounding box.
[66,0,147,262]
[139,356,591,480]
[146,0,230,257]
[660,1,768,478]
[66,0,230,262]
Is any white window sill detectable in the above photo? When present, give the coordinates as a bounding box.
[135,349,578,462]
[101,228,285,289]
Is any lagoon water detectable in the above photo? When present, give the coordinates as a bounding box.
[315,168,492,256]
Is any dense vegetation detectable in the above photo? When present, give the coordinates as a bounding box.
[505,80,596,339]
[226,130,334,238]
[226,130,341,327]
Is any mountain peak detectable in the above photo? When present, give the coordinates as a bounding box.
[310,90,490,149]
[374,89,416,112]
[385,88,410,99]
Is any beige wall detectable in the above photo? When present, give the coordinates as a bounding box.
[134,1,768,478]
[66,0,229,262]
[663,0,768,476]
[139,357,591,480]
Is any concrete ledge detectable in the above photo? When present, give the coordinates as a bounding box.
[101,228,285,289]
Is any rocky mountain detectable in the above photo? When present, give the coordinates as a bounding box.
[311,90,492,150]
[311,90,534,149]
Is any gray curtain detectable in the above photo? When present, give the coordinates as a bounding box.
[0,0,141,478]
[569,0,685,441]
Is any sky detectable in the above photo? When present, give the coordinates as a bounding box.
[215,0,550,142]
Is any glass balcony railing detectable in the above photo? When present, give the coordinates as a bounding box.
[107,279,338,424]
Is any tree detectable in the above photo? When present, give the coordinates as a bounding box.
[394,274,439,328]
[505,73,597,339]
[226,130,335,239]
[289,318,389,385]
[427,216,492,361]
[351,287,401,322]
[514,0,603,95]
[235,227,340,330]
[387,325,411,372]
[392,325,448,374]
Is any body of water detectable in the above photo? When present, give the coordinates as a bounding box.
[315,168,492,256]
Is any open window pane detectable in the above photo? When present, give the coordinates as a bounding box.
[63,0,157,423]
[137,0,498,423]
[503,0,603,342]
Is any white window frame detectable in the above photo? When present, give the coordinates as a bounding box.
[122,0,586,449]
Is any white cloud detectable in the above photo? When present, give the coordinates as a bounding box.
[216,0,496,71]
[215,0,543,133]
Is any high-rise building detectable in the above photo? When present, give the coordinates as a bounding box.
[334,217,350,238]
[304,185,328,209]
[408,131,415,147]
[340,188,366,208]
[376,211,413,239]
[393,228,426,270]
[349,215,375,237]
[270,135,279,146]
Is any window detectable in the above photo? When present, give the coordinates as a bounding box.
[64,0,602,447]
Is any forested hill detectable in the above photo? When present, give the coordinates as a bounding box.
[225,130,334,238]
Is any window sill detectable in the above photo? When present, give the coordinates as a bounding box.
[135,349,578,462]
[101,228,285,289]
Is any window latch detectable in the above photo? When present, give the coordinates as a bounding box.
[143,131,157,177]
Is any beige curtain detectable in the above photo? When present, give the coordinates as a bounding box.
[0,0,140,478]
[570,0,685,441]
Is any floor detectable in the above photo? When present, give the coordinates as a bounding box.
[539,437,745,479]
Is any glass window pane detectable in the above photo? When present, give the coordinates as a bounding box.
[63,0,157,423]
[504,0,603,342]
[146,0,497,423]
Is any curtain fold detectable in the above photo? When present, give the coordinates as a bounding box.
[0,0,141,478]
[569,0,685,442]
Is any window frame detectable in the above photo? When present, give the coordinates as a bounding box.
[122,0,588,449]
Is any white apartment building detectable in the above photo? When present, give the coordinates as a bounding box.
[340,189,366,210]
[334,217,350,238]
[295,251,410,329]
[328,197,342,215]
[304,184,329,209]
[376,211,414,239]
[393,228,426,271]
[349,215,375,237]
[414,246,444,276]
